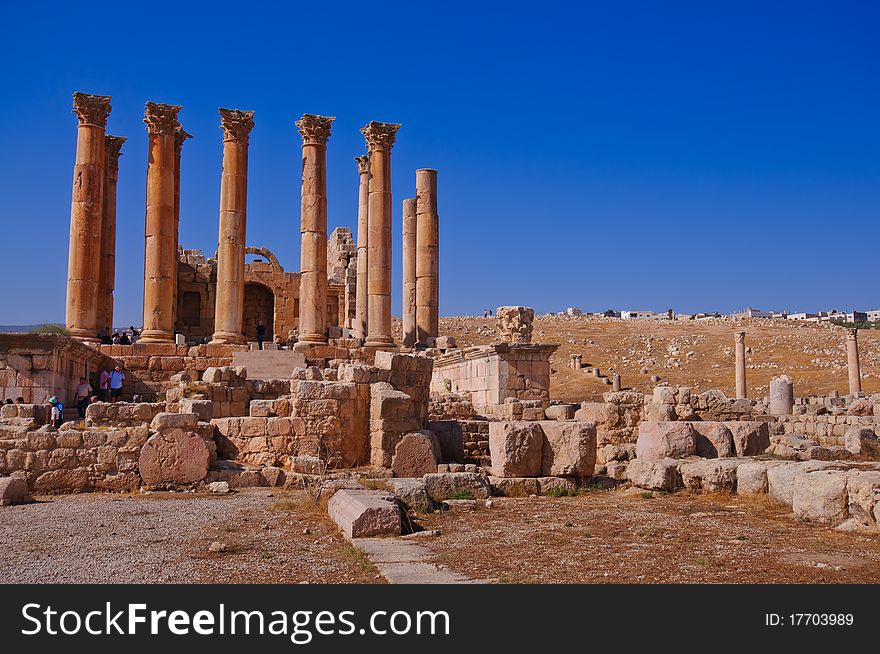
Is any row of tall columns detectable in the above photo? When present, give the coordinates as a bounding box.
[65,92,113,343]
[295,114,335,348]
[736,329,863,400]
[210,109,255,345]
[353,155,371,341]
[96,135,126,335]
[141,102,182,343]
[362,122,401,349]
[401,169,440,347]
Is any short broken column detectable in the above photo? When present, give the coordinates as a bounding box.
[296,114,335,347]
[735,331,747,399]
[66,92,112,343]
[210,108,255,345]
[141,102,181,343]
[612,374,621,392]
[362,121,401,349]
[847,328,861,396]
[354,155,370,341]
[401,197,417,348]
[569,354,582,369]
[97,134,125,335]
[415,168,439,345]
[769,375,794,415]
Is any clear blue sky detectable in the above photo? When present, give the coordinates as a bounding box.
[1,0,878,326]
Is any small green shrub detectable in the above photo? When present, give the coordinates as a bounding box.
[545,485,578,497]
[449,489,474,500]
[30,324,69,335]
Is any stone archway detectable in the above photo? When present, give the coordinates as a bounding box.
[242,282,274,341]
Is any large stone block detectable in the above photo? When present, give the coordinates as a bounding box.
[0,476,32,506]
[388,478,433,513]
[679,458,742,493]
[488,421,543,477]
[488,476,540,497]
[792,470,849,524]
[691,422,735,458]
[327,489,402,538]
[725,421,770,456]
[539,421,597,477]
[767,461,836,506]
[150,412,199,432]
[846,470,880,526]
[625,458,682,491]
[423,472,491,501]
[635,421,697,460]
[138,430,210,488]
[844,427,880,458]
[736,460,786,495]
[391,431,441,479]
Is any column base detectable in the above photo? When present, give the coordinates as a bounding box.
[210,331,247,346]
[139,329,174,343]
[297,333,328,348]
[363,335,397,351]
[67,328,101,345]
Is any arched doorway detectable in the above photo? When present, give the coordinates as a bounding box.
[243,283,274,341]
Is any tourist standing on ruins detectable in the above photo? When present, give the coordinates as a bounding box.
[256,321,266,350]
[119,331,130,345]
[109,366,125,402]
[49,397,64,429]
[128,326,140,343]
[75,376,92,418]
[99,369,111,401]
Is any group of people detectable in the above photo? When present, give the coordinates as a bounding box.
[482,308,494,318]
[98,326,140,345]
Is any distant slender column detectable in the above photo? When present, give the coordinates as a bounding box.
[295,114,335,347]
[362,121,401,349]
[171,126,191,334]
[66,92,111,343]
[141,102,181,343]
[402,198,417,347]
[847,329,861,396]
[354,155,370,341]
[415,168,439,344]
[96,135,126,336]
[210,108,255,345]
[735,331,747,399]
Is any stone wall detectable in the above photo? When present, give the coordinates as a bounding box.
[85,402,165,428]
[776,414,880,448]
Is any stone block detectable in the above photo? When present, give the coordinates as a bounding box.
[792,470,849,525]
[539,420,597,477]
[736,460,786,495]
[0,476,32,506]
[635,421,697,460]
[725,421,770,456]
[692,422,735,458]
[679,458,742,493]
[488,476,539,497]
[388,478,433,513]
[767,461,836,506]
[179,399,213,422]
[391,431,441,479]
[423,472,491,501]
[327,489,402,538]
[537,476,577,495]
[625,458,682,491]
[150,412,199,432]
[844,427,880,458]
[488,421,544,477]
[138,430,210,488]
[845,470,880,526]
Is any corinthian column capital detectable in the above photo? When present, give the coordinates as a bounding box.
[219,108,255,143]
[361,121,401,153]
[144,102,181,136]
[72,92,112,127]
[174,125,192,153]
[355,154,371,175]
[296,114,335,146]
[104,135,126,165]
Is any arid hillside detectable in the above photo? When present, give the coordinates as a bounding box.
[417,316,880,404]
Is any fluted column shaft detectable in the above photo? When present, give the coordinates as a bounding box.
[415,168,439,344]
[296,114,335,347]
[847,329,861,395]
[66,92,111,343]
[402,198,417,347]
[141,102,181,343]
[354,155,370,341]
[211,109,254,345]
[735,331,747,399]
[362,121,401,349]
[97,135,125,335]
[171,127,190,333]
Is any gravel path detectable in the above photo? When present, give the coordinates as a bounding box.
[0,490,383,584]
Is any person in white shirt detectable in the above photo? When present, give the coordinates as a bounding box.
[75,377,92,418]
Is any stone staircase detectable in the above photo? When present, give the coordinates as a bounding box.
[231,349,306,381]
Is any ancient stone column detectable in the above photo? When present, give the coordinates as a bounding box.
[295,114,335,348]
[847,329,861,396]
[171,126,191,333]
[66,92,111,343]
[769,375,794,416]
[141,102,181,343]
[612,374,621,392]
[354,155,370,341]
[210,108,255,345]
[735,331,747,399]
[361,121,401,349]
[402,197,417,348]
[415,168,439,345]
[96,134,125,336]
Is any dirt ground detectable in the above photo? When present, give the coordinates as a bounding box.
[422,316,880,403]
[417,488,880,583]
[0,489,382,584]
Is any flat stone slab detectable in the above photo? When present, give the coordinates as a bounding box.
[327,489,402,539]
[354,538,490,584]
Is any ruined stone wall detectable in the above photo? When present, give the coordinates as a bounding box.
[85,402,165,428]
[776,414,880,447]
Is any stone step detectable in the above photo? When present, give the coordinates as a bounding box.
[231,350,306,381]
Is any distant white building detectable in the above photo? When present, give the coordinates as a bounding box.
[867,310,880,322]
[787,312,819,321]
[732,307,774,319]
[565,307,582,316]
[621,310,656,320]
